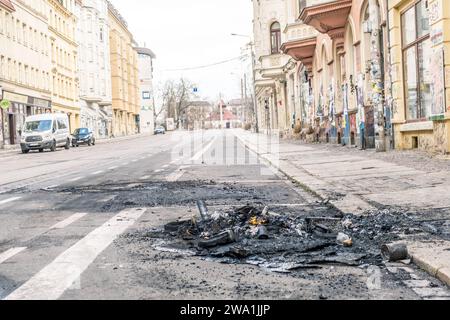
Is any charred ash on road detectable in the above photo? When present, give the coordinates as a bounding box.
[138,202,444,273]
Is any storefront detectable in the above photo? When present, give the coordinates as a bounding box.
[389,0,450,153]
[0,91,51,147]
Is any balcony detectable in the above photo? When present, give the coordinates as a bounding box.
[280,22,318,71]
[299,0,352,39]
[259,54,291,79]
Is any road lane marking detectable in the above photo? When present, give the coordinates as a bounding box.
[49,213,88,230]
[190,137,216,161]
[0,247,27,264]
[166,169,184,182]
[154,169,163,173]
[0,197,21,205]
[108,166,118,170]
[91,171,103,175]
[5,208,146,300]
[131,160,138,163]
[140,175,150,180]
[162,164,169,168]
[69,177,83,182]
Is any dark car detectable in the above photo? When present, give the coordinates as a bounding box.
[71,128,96,147]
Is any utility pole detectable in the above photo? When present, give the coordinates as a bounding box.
[369,0,385,152]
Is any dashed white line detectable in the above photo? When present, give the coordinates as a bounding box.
[49,213,88,230]
[5,208,146,300]
[91,171,104,175]
[0,247,27,264]
[162,164,169,168]
[154,169,163,173]
[0,197,22,205]
[139,175,150,180]
[108,166,118,170]
[69,177,83,182]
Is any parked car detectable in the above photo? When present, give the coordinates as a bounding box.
[154,126,166,135]
[71,128,96,147]
[20,113,71,154]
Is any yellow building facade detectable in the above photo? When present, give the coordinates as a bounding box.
[48,0,79,132]
[389,0,450,154]
[107,2,139,137]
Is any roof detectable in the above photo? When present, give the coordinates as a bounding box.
[135,47,156,59]
[0,0,15,11]
[209,110,237,121]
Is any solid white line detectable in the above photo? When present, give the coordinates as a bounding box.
[166,169,184,182]
[0,247,27,264]
[5,208,146,300]
[190,137,216,161]
[91,171,103,175]
[69,177,83,182]
[0,197,21,205]
[49,213,88,230]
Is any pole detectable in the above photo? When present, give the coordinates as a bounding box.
[251,45,259,133]
[369,0,385,152]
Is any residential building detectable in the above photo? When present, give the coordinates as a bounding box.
[388,0,450,154]
[48,0,80,131]
[0,0,52,148]
[75,0,112,139]
[183,100,213,130]
[136,46,156,135]
[107,1,139,137]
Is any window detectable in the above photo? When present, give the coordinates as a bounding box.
[270,22,281,54]
[57,119,67,130]
[402,0,431,120]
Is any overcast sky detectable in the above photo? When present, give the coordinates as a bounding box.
[110,0,253,102]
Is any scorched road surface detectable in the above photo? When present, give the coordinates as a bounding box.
[0,130,447,300]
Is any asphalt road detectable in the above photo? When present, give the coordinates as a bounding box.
[0,130,447,300]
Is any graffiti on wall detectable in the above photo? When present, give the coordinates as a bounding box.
[430,48,446,116]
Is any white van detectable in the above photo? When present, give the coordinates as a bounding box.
[20,113,71,154]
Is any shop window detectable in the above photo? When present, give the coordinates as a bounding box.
[401,0,431,120]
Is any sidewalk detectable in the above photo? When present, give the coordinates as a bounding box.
[236,130,450,287]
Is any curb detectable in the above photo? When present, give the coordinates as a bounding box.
[236,132,450,288]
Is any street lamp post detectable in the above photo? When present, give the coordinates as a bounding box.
[231,34,259,133]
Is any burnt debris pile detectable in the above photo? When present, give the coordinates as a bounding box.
[148,202,428,273]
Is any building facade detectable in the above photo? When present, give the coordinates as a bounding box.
[48,0,80,132]
[136,47,156,135]
[388,0,450,154]
[107,1,139,137]
[0,0,52,148]
[75,0,112,139]
[253,0,450,155]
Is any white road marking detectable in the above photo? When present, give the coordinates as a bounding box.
[0,247,27,264]
[190,137,216,161]
[5,208,146,300]
[49,213,88,230]
[99,195,117,203]
[131,160,138,163]
[166,169,185,182]
[0,197,21,205]
[139,175,150,180]
[154,169,163,173]
[108,166,118,170]
[69,177,83,182]
[46,185,59,189]
[162,164,169,168]
[91,171,103,175]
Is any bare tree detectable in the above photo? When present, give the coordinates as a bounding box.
[159,78,196,128]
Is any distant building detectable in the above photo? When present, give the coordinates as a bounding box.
[183,100,213,130]
[136,47,156,135]
[107,0,139,137]
[75,0,112,139]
